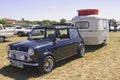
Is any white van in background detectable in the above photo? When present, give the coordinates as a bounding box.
[72,9,109,45]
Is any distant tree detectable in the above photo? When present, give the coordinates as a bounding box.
[18,19,59,26]
[0,19,6,25]
[60,18,66,23]
[42,20,51,26]
[24,20,33,25]
[35,21,42,25]
[51,20,58,25]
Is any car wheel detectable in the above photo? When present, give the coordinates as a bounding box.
[0,36,5,42]
[38,56,55,74]
[77,44,85,58]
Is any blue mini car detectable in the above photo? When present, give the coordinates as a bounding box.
[7,25,85,73]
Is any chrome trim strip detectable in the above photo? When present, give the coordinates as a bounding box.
[7,58,39,66]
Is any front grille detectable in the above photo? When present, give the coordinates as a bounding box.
[11,50,26,54]
[9,50,31,61]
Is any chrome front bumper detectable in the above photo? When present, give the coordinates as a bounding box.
[7,58,39,67]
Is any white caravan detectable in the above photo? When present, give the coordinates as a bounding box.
[72,15,109,45]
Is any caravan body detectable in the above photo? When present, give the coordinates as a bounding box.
[72,15,109,45]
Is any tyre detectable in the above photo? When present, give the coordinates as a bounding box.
[38,56,55,74]
[0,36,5,42]
[77,44,85,58]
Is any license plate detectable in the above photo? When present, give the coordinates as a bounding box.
[11,61,24,68]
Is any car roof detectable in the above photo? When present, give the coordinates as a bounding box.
[33,25,76,29]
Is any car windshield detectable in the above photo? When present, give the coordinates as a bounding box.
[29,28,55,41]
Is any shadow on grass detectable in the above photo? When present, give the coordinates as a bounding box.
[4,40,11,42]
[0,44,106,80]
[0,65,43,80]
[85,44,106,53]
[0,57,77,80]
[0,65,42,80]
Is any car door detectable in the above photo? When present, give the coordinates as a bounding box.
[69,28,83,53]
[52,29,75,61]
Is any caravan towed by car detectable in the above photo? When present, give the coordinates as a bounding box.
[72,9,109,45]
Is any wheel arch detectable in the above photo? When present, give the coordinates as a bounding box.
[38,52,55,65]
[0,36,6,38]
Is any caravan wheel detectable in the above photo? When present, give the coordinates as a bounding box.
[101,40,107,46]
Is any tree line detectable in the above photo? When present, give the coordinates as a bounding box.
[0,18,66,26]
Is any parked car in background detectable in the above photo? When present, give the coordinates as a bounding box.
[117,26,120,31]
[17,26,33,37]
[14,26,23,35]
[0,24,14,42]
[5,26,16,32]
[7,25,85,73]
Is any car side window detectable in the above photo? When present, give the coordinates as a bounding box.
[69,29,81,40]
[46,29,55,40]
[31,29,45,39]
[56,29,69,42]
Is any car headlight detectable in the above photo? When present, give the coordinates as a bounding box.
[6,46,11,52]
[28,48,35,56]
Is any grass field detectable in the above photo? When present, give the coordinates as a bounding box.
[0,32,120,80]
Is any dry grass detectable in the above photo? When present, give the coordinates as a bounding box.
[0,32,120,80]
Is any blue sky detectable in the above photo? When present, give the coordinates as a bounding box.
[0,0,120,21]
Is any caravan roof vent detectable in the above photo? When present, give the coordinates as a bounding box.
[78,9,99,16]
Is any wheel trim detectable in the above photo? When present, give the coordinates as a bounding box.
[43,58,54,72]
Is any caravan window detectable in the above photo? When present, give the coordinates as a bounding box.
[75,21,89,29]
[102,20,108,29]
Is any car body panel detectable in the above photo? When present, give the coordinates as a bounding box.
[7,25,84,68]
